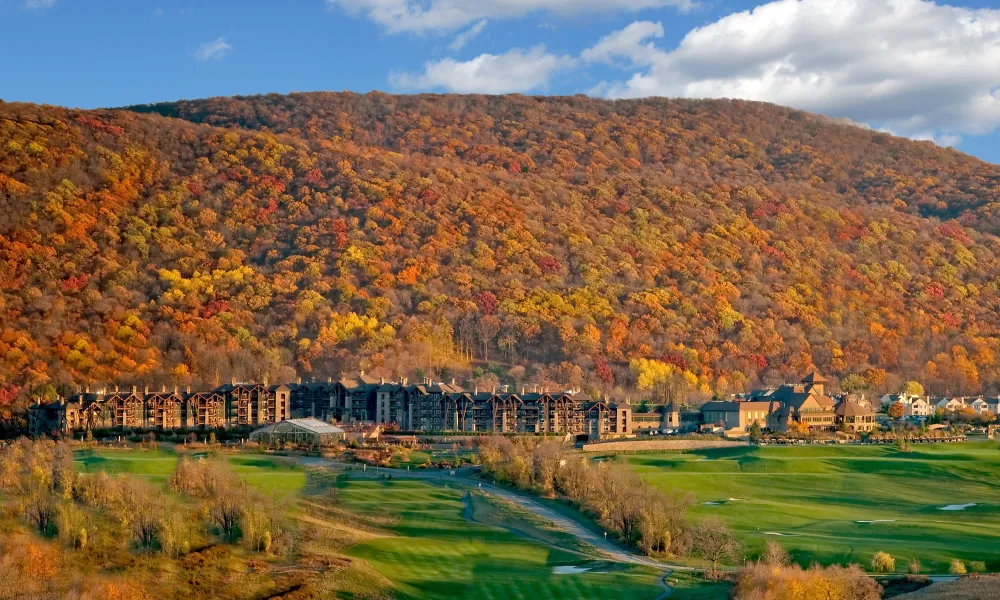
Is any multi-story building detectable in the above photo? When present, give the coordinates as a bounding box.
[333,374,630,439]
[704,372,863,434]
[29,381,290,436]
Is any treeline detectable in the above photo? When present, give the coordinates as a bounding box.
[479,436,693,556]
[0,440,288,557]
[168,456,288,553]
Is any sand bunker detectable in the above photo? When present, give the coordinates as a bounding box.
[763,532,798,537]
[939,503,977,511]
[553,566,590,574]
[857,520,896,523]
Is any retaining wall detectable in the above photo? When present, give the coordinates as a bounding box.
[580,439,745,452]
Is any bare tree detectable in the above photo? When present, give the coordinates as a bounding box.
[692,516,743,577]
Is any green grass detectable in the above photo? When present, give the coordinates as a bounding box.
[667,572,732,599]
[73,449,306,497]
[337,477,665,599]
[619,441,1000,573]
[72,449,667,598]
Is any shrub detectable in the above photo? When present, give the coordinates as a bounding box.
[761,540,790,566]
[950,559,967,575]
[969,561,987,573]
[872,551,895,573]
[734,563,881,600]
[908,558,921,574]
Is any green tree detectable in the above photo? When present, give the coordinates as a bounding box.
[901,381,924,396]
[748,421,763,443]
[839,374,869,394]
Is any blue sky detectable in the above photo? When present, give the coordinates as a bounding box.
[1,0,998,164]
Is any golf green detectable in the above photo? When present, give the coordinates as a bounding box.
[619,441,1000,573]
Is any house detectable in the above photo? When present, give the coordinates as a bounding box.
[834,399,876,432]
[904,398,932,417]
[249,418,344,446]
[969,398,990,414]
[879,393,919,408]
[934,397,965,412]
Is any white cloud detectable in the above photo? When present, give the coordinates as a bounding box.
[194,38,233,61]
[391,45,575,93]
[582,20,664,65]
[449,18,487,51]
[584,0,1000,141]
[329,0,695,34]
[25,0,54,9]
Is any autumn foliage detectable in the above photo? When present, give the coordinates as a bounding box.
[3,92,1000,418]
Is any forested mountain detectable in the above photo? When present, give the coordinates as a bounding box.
[3,92,1000,417]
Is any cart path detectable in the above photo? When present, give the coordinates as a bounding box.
[299,458,685,598]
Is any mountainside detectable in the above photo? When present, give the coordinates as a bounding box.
[3,92,1000,415]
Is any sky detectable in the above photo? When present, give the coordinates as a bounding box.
[1,0,999,164]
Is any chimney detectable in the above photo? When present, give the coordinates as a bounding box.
[522,386,525,395]
[185,384,191,394]
[451,378,456,386]
[475,386,479,395]
[297,377,302,385]
[263,376,269,387]
[173,385,178,395]
[327,376,333,384]
[132,385,138,394]
[492,386,497,394]
[85,384,91,394]
[402,377,408,386]
[161,384,167,393]
[360,370,365,377]
[231,377,236,386]
[380,377,385,385]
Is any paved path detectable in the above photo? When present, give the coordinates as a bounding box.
[299,458,683,598]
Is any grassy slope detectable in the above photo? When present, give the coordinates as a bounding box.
[619,441,1000,572]
[73,449,664,599]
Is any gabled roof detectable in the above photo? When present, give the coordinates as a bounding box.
[801,371,828,383]
[835,399,874,417]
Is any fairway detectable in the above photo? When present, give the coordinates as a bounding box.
[619,441,1000,572]
[73,449,307,497]
[337,478,664,599]
[71,448,666,598]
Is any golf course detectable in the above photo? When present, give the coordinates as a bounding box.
[71,448,669,599]
[616,441,1000,572]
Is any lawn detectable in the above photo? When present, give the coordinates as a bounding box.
[617,441,1000,573]
[336,477,665,600]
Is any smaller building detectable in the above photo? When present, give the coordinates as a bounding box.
[935,397,965,412]
[904,398,932,417]
[249,418,344,446]
[970,398,990,414]
[700,400,775,431]
[834,399,876,432]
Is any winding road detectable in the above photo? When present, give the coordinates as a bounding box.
[299,457,686,598]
